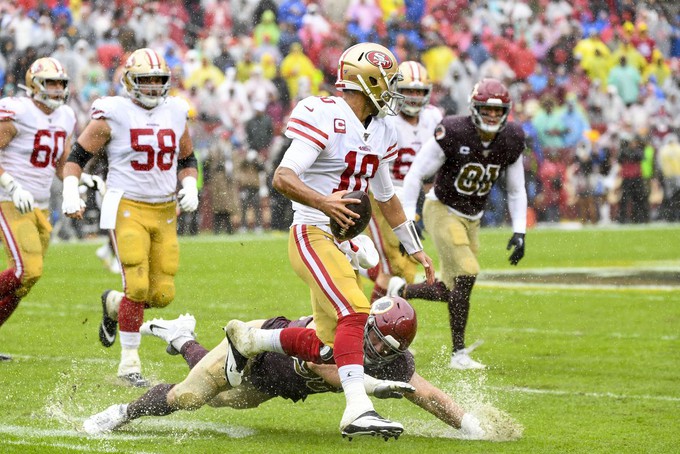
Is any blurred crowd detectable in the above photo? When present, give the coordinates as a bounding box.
[1,0,680,238]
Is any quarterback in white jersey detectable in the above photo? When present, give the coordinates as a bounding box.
[0,58,75,361]
[366,61,443,302]
[223,43,434,441]
[61,48,199,386]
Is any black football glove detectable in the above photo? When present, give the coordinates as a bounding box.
[506,233,525,265]
[399,222,425,256]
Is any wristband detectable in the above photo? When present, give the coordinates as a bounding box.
[392,219,423,255]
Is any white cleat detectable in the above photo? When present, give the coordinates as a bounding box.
[387,276,406,297]
[141,314,196,355]
[224,320,262,358]
[223,320,258,387]
[450,340,486,370]
[340,410,404,441]
[83,404,129,435]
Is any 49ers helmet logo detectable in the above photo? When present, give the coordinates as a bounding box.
[366,51,393,69]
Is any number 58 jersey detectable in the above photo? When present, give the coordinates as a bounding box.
[0,97,76,208]
[283,95,398,225]
[91,96,189,203]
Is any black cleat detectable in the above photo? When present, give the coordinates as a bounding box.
[0,353,12,362]
[98,290,118,347]
[224,335,248,387]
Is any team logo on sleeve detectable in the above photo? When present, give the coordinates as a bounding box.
[434,124,446,140]
[334,118,346,133]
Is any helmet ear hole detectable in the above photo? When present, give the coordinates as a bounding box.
[368,76,378,86]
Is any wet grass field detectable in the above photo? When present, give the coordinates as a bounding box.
[1,224,678,453]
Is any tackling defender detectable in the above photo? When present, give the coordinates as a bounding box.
[62,48,199,386]
[83,297,485,440]
[365,60,443,302]
[234,42,434,440]
[0,58,77,361]
[392,78,528,370]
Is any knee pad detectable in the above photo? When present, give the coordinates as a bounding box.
[148,281,175,308]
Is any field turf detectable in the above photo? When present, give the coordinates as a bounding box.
[0,224,678,453]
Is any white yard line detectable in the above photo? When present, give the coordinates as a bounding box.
[489,385,680,402]
[475,281,678,292]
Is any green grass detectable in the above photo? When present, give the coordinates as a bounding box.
[1,225,679,453]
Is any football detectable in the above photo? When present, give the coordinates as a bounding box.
[330,190,372,241]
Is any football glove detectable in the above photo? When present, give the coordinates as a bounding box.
[80,173,107,197]
[62,175,86,215]
[178,176,199,212]
[0,173,34,214]
[338,235,379,270]
[506,233,525,265]
[364,374,416,399]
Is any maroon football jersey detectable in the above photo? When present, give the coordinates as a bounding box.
[432,116,525,217]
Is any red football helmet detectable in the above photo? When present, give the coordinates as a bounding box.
[364,296,417,366]
[469,78,512,133]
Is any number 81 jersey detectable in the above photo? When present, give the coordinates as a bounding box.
[91,96,189,202]
[433,116,525,218]
[0,97,76,208]
[284,95,398,225]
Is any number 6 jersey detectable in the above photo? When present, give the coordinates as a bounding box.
[283,95,398,225]
[0,97,76,208]
[90,96,189,203]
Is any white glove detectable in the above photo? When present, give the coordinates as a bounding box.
[0,172,34,214]
[460,413,485,440]
[178,176,199,212]
[364,374,415,399]
[62,175,85,215]
[337,234,379,270]
[80,173,107,196]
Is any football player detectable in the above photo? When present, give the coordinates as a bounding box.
[82,297,485,441]
[393,78,528,370]
[61,48,199,386]
[0,58,77,361]
[221,43,435,440]
[365,61,443,303]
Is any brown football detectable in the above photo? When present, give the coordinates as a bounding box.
[330,191,372,241]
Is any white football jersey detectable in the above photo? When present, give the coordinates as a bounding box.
[91,96,189,202]
[0,97,76,209]
[284,95,398,225]
[387,105,443,192]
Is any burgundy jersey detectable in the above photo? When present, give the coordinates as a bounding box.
[433,116,525,217]
[247,316,415,402]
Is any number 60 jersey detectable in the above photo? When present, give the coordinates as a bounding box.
[0,97,75,208]
[90,96,189,203]
[283,95,398,225]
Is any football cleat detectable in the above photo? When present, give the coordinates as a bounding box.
[223,320,258,387]
[118,372,150,388]
[450,340,486,370]
[83,404,129,435]
[0,353,11,362]
[340,410,403,441]
[140,314,196,356]
[98,290,118,348]
[386,276,406,298]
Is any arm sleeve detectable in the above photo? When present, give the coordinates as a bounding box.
[278,138,320,176]
[506,155,528,234]
[369,161,395,202]
[401,137,446,219]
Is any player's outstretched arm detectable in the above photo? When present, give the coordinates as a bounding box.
[403,371,483,439]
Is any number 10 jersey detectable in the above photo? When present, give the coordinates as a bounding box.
[283,95,398,225]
